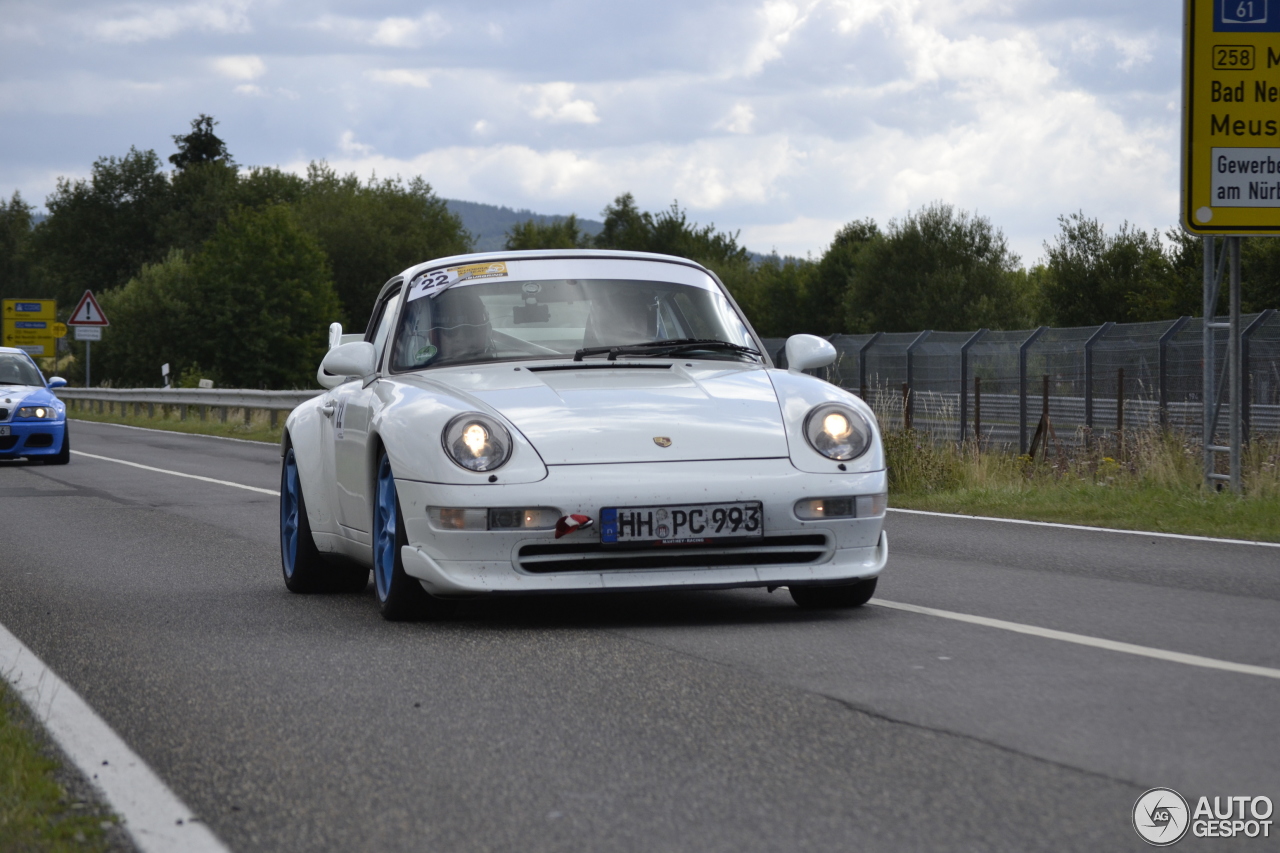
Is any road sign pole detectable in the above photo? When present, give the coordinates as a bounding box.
[85,341,91,389]
[1230,237,1242,494]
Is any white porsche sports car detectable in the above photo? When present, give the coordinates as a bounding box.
[281,250,887,619]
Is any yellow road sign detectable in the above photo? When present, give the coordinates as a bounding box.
[1183,0,1280,233]
[51,322,67,338]
[2,299,58,357]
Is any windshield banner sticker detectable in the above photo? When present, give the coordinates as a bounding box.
[408,262,509,301]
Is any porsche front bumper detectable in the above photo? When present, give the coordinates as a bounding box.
[393,458,888,596]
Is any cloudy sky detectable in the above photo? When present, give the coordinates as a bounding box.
[0,0,1180,264]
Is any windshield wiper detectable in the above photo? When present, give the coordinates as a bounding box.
[573,338,761,362]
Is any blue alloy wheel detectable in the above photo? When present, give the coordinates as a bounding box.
[372,451,445,620]
[281,449,302,579]
[279,441,369,593]
[374,454,398,601]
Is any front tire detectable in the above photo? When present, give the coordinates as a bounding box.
[373,451,453,621]
[281,443,368,593]
[789,577,877,609]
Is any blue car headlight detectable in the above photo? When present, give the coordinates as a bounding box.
[17,405,58,419]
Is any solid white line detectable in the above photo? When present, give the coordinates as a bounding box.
[887,507,1280,548]
[70,417,276,446]
[871,599,1280,681]
[0,623,232,853]
[71,450,279,496]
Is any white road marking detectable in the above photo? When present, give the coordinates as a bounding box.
[888,507,1280,548]
[872,599,1280,681]
[71,450,279,496]
[0,623,233,853]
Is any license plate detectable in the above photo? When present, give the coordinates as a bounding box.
[0,426,8,436]
[600,501,763,545]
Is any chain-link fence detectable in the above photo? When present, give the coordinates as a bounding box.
[762,309,1280,450]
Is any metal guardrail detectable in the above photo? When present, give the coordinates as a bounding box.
[55,387,322,427]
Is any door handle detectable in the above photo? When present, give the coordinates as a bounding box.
[320,403,335,418]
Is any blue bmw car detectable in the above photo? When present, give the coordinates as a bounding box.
[0,346,69,464]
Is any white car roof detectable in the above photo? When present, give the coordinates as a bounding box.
[396,249,712,284]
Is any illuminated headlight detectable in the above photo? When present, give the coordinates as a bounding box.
[794,494,887,520]
[17,406,57,419]
[803,404,872,461]
[442,413,512,472]
[427,507,559,531]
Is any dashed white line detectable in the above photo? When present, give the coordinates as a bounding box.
[71,450,278,496]
[0,623,233,853]
[887,507,1280,548]
[872,599,1280,681]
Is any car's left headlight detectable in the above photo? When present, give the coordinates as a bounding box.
[17,405,58,419]
[442,413,512,472]
[803,403,872,461]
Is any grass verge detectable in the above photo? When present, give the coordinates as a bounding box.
[883,427,1280,543]
[0,683,118,851]
[67,405,281,444]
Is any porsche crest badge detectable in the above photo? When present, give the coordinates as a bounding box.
[653,437,672,447]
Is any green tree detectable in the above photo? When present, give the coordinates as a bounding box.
[293,163,470,331]
[802,219,878,335]
[183,205,341,388]
[169,114,232,171]
[0,191,35,302]
[31,147,172,305]
[91,250,192,387]
[844,202,1031,333]
[1040,213,1177,326]
[505,214,590,250]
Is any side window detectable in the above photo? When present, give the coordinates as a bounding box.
[366,288,401,366]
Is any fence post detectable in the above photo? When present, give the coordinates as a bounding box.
[1158,317,1190,430]
[1018,326,1047,455]
[974,375,982,449]
[1117,367,1125,459]
[1241,309,1275,441]
[904,330,931,432]
[1083,322,1113,439]
[959,329,987,442]
[858,332,883,401]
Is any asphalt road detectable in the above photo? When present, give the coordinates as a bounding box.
[1,420,1277,852]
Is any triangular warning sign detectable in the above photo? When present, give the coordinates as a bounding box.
[67,290,109,326]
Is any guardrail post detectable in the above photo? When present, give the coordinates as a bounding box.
[270,410,279,429]
[1158,317,1190,429]
[220,406,229,423]
[958,329,987,442]
[243,407,252,426]
[858,332,883,401]
[148,402,154,418]
[1019,326,1047,454]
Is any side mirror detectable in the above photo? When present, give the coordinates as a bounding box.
[47,377,68,389]
[320,341,377,383]
[784,334,836,373]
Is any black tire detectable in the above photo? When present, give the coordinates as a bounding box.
[41,426,70,465]
[281,442,369,594]
[789,577,877,609]
[373,451,454,621]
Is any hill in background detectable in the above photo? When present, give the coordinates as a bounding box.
[445,200,604,252]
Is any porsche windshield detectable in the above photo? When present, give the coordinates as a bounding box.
[390,278,755,371]
[0,353,44,386]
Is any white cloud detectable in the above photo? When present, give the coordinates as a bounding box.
[367,69,433,89]
[213,55,265,81]
[233,83,265,97]
[87,0,251,43]
[339,131,374,156]
[369,12,449,47]
[526,83,600,124]
[717,103,755,135]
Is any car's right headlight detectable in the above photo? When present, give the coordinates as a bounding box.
[803,403,872,461]
[442,413,512,472]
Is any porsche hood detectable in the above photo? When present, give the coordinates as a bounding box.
[436,364,790,465]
